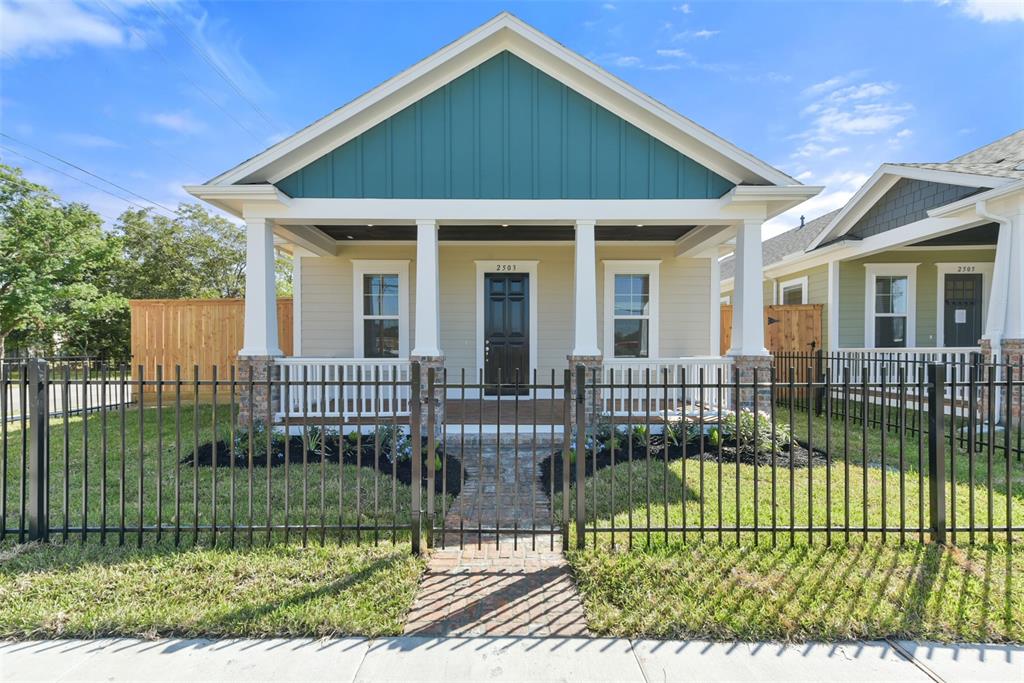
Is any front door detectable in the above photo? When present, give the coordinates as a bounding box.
[484,273,529,395]
[944,273,983,347]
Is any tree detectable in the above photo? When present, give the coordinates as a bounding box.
[0,164,122,360]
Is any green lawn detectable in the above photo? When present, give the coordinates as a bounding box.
[2,405,446,546]
[0,542,424,639]
[569,543,1023,642]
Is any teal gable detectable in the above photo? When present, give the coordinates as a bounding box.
[276,51,735,200]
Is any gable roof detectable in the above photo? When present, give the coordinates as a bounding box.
[804,129,1023,251]
[203,12,799,190]
[719,210,839,280]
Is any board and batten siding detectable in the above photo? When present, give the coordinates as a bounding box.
[277,51,734,201]
[298,244,714,374]
[837,248,997,348]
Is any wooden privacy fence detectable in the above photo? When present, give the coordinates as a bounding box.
[130,299,293,384]
[720,304,823,356]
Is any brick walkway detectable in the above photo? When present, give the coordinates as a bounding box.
[405,434,589,637]
[403,543,589,636]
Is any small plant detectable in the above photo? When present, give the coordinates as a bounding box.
[233,422,285,461]
[708,427,721,448]
[630,424,650,449]
[305,425,324,454]
[720,410,791,454]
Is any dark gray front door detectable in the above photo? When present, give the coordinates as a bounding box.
[484,273,529,395]
[944,273,983,347]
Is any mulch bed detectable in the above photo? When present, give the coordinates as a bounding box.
[540,437,827,495]
[181,437,463,496]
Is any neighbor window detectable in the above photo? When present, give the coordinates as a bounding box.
[873,275,909,348]
[353,260,409,359]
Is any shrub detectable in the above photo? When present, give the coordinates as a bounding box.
[720,410,791,454]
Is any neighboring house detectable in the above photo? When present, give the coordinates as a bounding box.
[186,13,819,421]
[721,130,1024,369]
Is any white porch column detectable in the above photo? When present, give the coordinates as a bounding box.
[1002,209,1024,340]
[571,219,601,357]
[239,216,282,357]
[728,218,768,357]
[708,254,721,355]
[411,218,442,357]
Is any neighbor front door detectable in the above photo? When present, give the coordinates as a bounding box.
[484,273,529,395]
[943,273,983,347]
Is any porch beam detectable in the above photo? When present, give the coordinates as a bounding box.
[674,225,734,258]
[273,224,338,257]
[727,218,769,357]
[412,219,442,357]
[239,216,283,358]
[571,219,601,357]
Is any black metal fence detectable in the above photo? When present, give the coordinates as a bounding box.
[2,357,1021,553]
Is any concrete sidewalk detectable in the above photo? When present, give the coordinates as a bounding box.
[1,637,1019,682]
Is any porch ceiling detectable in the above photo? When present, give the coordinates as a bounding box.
[316,224,697,241]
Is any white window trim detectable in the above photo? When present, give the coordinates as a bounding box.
[352,260,410,359]
[474,260,539,396]
[603,260,661,359]
[293,254,303,356]
[778,276,809,305]
[935,262,993,348]
[864,263,918,348]
[720,295,731,305]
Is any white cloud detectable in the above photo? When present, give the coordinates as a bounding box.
[144,110,206,134]
[656,48,690,58]
[675,3,692,13]
[957,0,1024,22]
[672,28,719,40]
[0,0,128,58]
[612,55,642,67]
[602,2,617,9]
[59,132,121,148]
[827,81,897,102]
[813,102,912,136]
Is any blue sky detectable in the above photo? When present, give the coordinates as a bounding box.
[1,0,1021,237]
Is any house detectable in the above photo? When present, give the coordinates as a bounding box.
[186,13,821,423]
[720,130,1024,376]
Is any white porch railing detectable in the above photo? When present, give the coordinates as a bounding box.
[601,357,733,416]
[276,358,412,419]
[828,347,982,384]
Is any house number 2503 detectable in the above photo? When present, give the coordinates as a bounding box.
[495,264,517,272]
[956,265,976,273]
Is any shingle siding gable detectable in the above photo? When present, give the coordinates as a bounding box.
[849,178,984,239]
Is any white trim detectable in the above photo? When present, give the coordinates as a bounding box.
[708,256,721,356]
[203,13,797,189]
[778,276,808,305]
[352,260,410,359]
[935,262,993,347]
[864,263,918,348]
[292,254,302,356]
[602,260,661,360]
[806,164,1013,251]
[475,260,539,391]
[720,295,731,305]
[827,261,839,351]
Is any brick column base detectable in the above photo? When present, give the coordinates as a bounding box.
[567,355,603,428]
[411,355,445,436]
[981,338,1024,428]
[728,355,772,413]
[236,356,280,428]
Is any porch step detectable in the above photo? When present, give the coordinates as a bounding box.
[443,431,563,450]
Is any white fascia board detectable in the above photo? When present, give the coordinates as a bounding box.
[722,185,823,219]
[673,225,736,258]
[203,13,797,189]
[248,197,746,223]
[805,163,1012,252]
[273,224,337,257]
[184,184,291,218]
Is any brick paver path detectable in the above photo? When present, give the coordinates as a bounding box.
[403,543,589,636]
[405,435,589,636]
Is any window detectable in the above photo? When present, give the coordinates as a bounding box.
[864,264,917,348]
[362,274,400,357]
[603,261,660,359]
[353,260,409,358]
[779,277,807,305]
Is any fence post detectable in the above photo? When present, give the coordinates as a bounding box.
[814,348,825,417]
[574,364,587,550]
[27,358,49,542]
[409,362,422,554]
[927,362,947,545]
[562,369,572,551]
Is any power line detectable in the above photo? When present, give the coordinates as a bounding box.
[0,145,161,217]
[143,0,287,135]
[0,175,121,223]
[95,0,266,144]
[1,134,178,214]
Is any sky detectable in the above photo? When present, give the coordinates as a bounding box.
[1,0,1022,238]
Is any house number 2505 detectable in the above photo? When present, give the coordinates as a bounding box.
[495,264,517,272]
